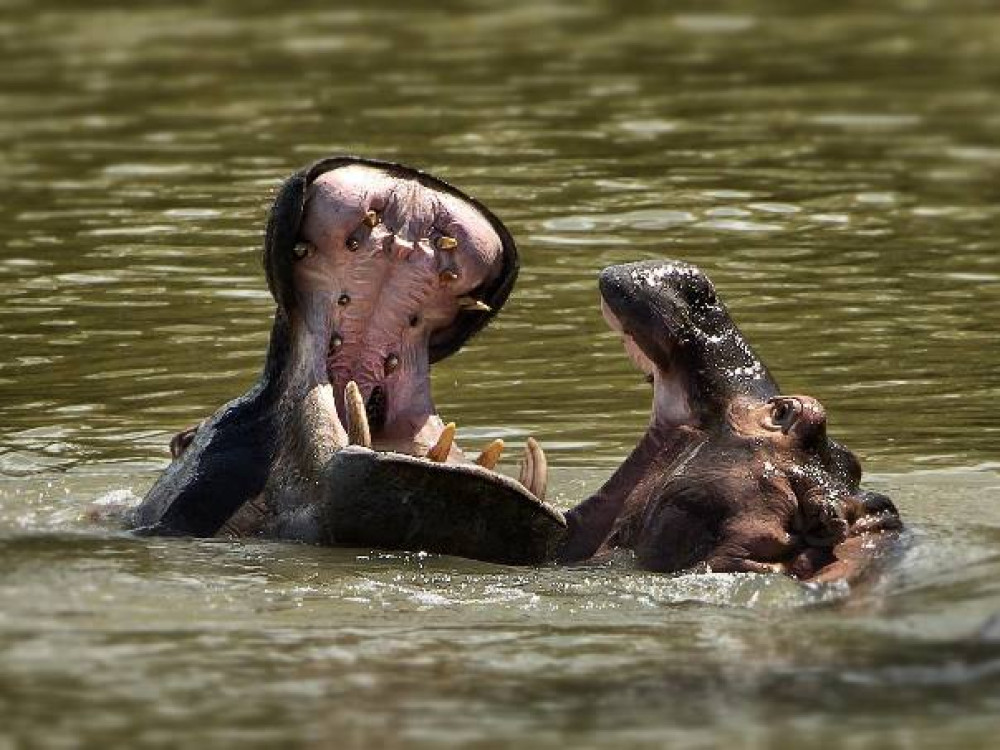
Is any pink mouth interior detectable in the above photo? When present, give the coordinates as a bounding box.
[291,165,506,461]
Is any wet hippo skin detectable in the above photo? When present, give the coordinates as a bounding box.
[556,260,903,582]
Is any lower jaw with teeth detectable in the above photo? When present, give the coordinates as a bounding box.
[338,378,548,501]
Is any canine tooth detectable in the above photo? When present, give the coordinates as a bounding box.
[293,242,312,260]
[345,381,371,448]
[457,296,492,313]
[517,437,548,501]
[363,210,378,228]
[474,439,504,470]
[436,236,458,251]
[439,269,460,283]
[426,422,456,463]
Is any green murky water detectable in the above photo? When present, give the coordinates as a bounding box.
[2,1,999,747]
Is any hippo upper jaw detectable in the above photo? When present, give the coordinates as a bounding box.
[598,260,779,431]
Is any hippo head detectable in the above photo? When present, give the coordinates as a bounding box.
[136,158,564,563]
[246,158,563,561]
[560,260,901,580]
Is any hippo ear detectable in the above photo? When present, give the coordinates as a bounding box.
[262,156,519,363]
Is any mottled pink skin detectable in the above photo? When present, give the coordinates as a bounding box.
[292,165,505,457]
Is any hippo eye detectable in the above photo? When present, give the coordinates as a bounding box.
[767,397,801,434]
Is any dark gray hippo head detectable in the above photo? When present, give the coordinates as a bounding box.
[558,260,902,581]
[134,157,564,563]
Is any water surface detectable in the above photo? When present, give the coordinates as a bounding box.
[1,1,999,747]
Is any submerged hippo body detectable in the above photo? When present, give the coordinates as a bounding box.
[135,157,565,563]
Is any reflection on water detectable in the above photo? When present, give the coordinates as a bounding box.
[1,1,999,747]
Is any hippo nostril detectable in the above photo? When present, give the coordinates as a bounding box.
[337,293,350,307]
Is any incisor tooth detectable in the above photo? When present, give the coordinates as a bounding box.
[363,210,378,228]
[426,422,456,463]
[517,437,548,500]
[345,381,371,448]
[457,296,492,313]
[475,439,504,470]
[436,236,458,251]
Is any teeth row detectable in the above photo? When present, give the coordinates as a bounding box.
[341,385,548,499]
[430,426,547,500]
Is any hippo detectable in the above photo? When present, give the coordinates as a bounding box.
[133,156,566,563]
[134,157,900,580]
[555,260,902,581]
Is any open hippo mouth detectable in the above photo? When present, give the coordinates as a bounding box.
[266,157,521,461]
[251,157,564,562]
[558,260,902,580]
[135,157,564,564]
